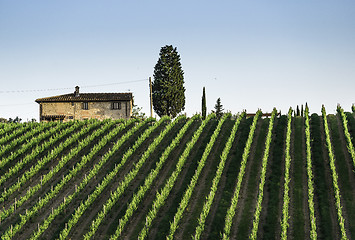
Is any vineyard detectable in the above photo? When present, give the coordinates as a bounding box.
[0,105,355,240]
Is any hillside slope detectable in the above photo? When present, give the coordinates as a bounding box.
[0,108,354,240]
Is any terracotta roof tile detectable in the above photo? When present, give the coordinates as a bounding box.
[35,92,133,103]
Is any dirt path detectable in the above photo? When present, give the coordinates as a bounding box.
[64,122,169,240]
[4,122,86,178]
[228,119,265,240]
[1,123,87,193]
[94,120,195,239]
[335,115,355,239]
[275,119,287,240]
[1,123,100,210]
[0,123,114,234]
[205,117,252,240]
[0,124,63,177]
[14,123,134,240]
[145,120,217,240]
[199,118,253,240]
[319,116,341,239]
[138,120,220,240]
[288,117,311,239]
[309,114,334,240]
[258,115,287,239]
[162,117,256,240]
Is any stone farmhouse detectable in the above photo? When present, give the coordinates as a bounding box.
[35,86,133,122]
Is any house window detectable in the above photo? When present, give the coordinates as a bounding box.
[112,102,121,110]
[83,102,88,110]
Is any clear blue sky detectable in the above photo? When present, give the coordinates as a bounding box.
[1,0,355,121]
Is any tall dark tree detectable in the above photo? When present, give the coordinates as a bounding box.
[202,87,206,119]
[152,45,185,118]
[301,104,304,117]
[296,105,300,116]
[214,97,224,119]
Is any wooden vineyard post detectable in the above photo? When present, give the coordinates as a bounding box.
[149,77,153,118]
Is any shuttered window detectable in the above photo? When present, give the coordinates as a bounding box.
[83,102,88,110]
[112,102,121,110]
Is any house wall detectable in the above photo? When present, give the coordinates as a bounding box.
[40,101,132,122]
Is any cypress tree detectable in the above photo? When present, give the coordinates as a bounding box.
[301,104,304,117]
[152,45,185,118]
[202,87,206,119]
[214,98,224,119]
[296,105,300,116]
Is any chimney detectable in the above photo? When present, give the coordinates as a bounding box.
[74,86,80,97]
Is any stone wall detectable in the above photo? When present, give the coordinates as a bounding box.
[40,101,132,122]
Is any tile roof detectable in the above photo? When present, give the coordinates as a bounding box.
[35,92,133,103]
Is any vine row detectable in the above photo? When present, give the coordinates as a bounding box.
[218,110,260,240]
[110,115,197,239]
[305,106,317,240]
[165,113,230,240]
[27,118,152,240]
[280,108,293,239]
[81,115,179,239]
[137,114,214,240]
[249,108,277,240]
[322,105,348,240]
[337,106,355,170]
[1,119,136,240]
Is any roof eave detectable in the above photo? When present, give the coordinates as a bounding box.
[35,92,133,103]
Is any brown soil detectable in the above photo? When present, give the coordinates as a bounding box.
[2,114,353,239]
[64,122,168,240]
[319,116,341,239]
[257,116,286,240]
[141,120,215,240]
[335,115,355,238]
[0,124,59,177]
[1,123,100,210]
[5,122,84,178]
[276,122,287,240]
[1,124,83,193]
[228,119,263,239]
[118,120,201,239]
[288,117,310,240]
[12,122,146,239]
[0,123,104,233]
